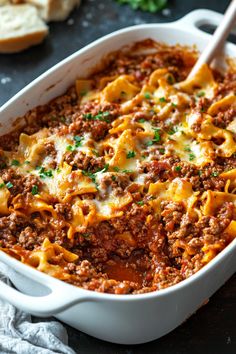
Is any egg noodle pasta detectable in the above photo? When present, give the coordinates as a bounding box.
[0,39,235,294]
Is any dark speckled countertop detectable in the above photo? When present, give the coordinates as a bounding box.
[0,0,236,353]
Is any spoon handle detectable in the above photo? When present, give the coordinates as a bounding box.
[188,0,236,78]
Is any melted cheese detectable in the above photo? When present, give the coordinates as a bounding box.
[1,60,236,252]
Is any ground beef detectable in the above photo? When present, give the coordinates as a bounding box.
[0,40,234,295]
[161,201,185,233]
[54,203,72,221]
[215,71,236,99]
[213,107,236,128]
[145,159,174,182]
[98,173,130,198]
[69,118,110,141]
[0,213,29,248]
[18,226,38,250]
[68,102,119,141]
[0,130,20,152]
[1,168,42,197]
[64,150,105,172]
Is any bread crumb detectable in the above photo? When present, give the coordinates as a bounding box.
[133,18,145,25]
[1,77,12,84]
[82,20,89,28]
[67,18,74,26]
[162,8,171,17]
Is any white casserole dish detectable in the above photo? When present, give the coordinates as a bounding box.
[0,9,236,345]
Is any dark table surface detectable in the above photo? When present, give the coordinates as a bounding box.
[0,0,235,353]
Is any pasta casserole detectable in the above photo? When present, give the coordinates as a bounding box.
[0,39,235,294]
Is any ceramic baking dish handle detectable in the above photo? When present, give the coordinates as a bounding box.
[174,9,236,36]
[0,277,92,317]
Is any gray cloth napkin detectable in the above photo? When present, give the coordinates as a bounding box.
[0,263,76,354]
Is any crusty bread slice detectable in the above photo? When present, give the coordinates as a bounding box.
[0,4,48,53]
[26,0,80,22]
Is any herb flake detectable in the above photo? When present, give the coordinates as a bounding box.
[144,92,151,99]
[126,151,136,159]
[159,97,167,103]
[6,182,13,189]
[138,118,146,123]
[31,185,39,195]
[11,159,20,166]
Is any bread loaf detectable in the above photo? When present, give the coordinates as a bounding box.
[26,0,81,22]
[0,4,48,53]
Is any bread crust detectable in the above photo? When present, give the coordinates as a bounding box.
[0,29,47,53]
[27,0,80,21]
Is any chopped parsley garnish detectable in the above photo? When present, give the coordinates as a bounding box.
[0,162,7,169]
[126,151,136,159]
[167,74,175,85]
[83,112,93,120]
[66,145,74,151]
[122,169,133,173]
[92,149,99,157]
[67,136,84,151]
[159,97,167,103]
[37,167,53,179]
[11,159,20,166]
[82,164,109,187]
[99,163,109,173]
[94,111,110,121]
[138,118,146,123]
[80,90,88,97]
[144,92,151,99]
[183,145,195,161]
[196,91,205,97]
[137,200,144,206]
[24,160,30,165]
[81,233,91,238]
[175,166,182,172]
[211,171,219,177]
[153,128,161,142]
[0,183,5,188]
[189,153,196,161]
[74,135,83,144]
[113,166,120,172]
[168,125,178,135]
[83,111,110,122]
[6,182,13,189]
[82,170,97,185]
[171,102,177,108]
[198,170,203,176]
[147,128,161,146]
[112,175,116,181]
[159,148,165,154]
[146,140,154,146]
[31,185,38,195]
